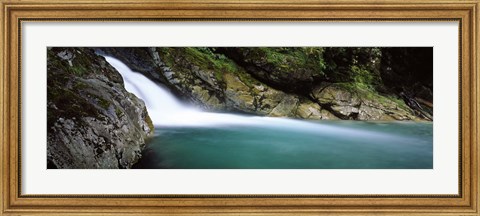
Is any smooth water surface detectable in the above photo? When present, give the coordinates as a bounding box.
[134,121,432,169]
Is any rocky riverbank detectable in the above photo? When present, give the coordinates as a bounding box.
[47,48,154,169]
[98,47,433,121]
[47,47,433,169]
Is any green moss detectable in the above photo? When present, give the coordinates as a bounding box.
[69,64,88,76]
[47,86,102,129]
[95,96,111,109]
[214,71,223,81]
[74,81,89,90]
[194,48,266,88]
[184,48,236,80]
[158,47,262,88]
[47,51,70,74]
[47,48,93,76]
[145,114,154,132]
[336,82,409,110]
[142,107,154,133]
[115,107,123,117]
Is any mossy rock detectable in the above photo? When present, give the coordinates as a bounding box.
[47,47,155,169]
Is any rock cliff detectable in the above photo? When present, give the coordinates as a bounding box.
[47,48,154,169]
[98,47,433,121]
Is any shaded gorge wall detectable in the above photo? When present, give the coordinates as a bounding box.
[98,47,433,121]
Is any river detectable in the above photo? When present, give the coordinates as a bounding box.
[104,56,433,169]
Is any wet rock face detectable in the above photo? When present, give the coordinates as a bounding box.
[224,73,256,111]
[217,47,327,94]
[311,83,418,120]
[47,48,154,169]
[97,47,432,121]
[312,84,361,119]
[98,47,333,119]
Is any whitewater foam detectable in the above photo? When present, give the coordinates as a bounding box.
[104,56,404,141]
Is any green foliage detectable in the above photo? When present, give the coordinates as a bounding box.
[350,65,379,90]
[188,47,238,80]
[322,47,381,83]
[156,47,419,112]
[241,47,327,77]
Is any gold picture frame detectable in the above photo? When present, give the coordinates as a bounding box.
[1,0,478,215]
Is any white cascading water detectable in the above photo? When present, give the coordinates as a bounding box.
[104,56,266,127]
[104,56,402,140]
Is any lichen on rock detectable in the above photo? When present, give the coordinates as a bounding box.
[47,48,154,169]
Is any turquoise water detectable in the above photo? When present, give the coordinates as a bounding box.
[133,120,433,169]
[103,57,433,169]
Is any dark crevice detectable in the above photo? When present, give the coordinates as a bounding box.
[317,103,349,120]
[47,159,58,169]
[115,149,124,169]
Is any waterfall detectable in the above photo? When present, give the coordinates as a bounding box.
[104,56,264,127]
[97,56,433,169]
[103,56,405,141]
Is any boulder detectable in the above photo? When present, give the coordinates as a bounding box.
[98,47,432,121]
[224,73,256,112]
[311,83,419,120]
[47,48,154,169]
[269,95,299,117]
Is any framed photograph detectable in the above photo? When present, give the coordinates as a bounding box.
[1,0,478,215]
